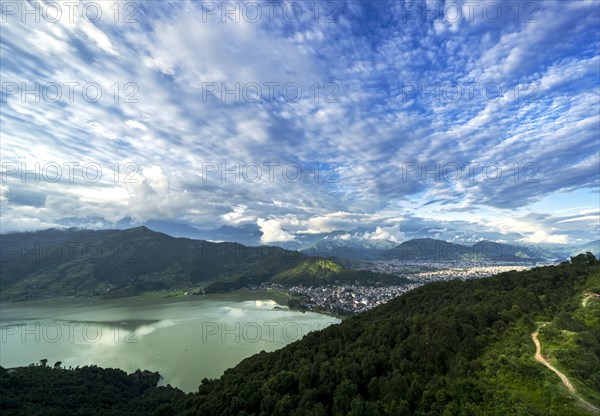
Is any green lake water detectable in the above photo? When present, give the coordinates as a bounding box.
[0,291,340,392]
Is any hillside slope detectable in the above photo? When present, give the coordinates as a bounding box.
[1,255,598,415]
[185,255,600,415]
[381,238,543,262]
[0,227,395,301]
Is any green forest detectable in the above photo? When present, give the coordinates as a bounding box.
[0,227,394,301]
[1,254,599,415]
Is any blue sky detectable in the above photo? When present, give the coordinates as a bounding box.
[1,0,599,245]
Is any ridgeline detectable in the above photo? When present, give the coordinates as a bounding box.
[0,227,399,301]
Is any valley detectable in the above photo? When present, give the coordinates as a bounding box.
[2,254,599,415]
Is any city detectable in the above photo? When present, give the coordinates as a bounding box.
[257,261,539,315]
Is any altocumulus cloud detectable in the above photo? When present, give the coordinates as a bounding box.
[0,0,598,244]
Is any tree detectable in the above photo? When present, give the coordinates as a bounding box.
[333,379,357,415]
[39,359,48,367]
[53,361,62,369]
[570,252,598,265]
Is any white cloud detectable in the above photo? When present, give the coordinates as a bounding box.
[0,0,597,244]
[0,185,8,204]
[557,215,600,224]
[125,120,148,131]
[361,224,406,243]
[222,205,253,224]
[521,230,569,244]
[125,166,191,221]
[257,218,296,243]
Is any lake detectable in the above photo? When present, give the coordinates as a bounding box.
[0,291,340,392]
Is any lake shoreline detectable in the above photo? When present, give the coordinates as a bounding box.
[0,291,341,393]
[0,288,291,305]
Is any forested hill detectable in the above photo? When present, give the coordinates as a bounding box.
[0,227,399,301]
[1,254,599,415]
[0,365,186,416]
[380,238,545,262]
[183,254,600,415]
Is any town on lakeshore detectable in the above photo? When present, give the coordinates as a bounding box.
[250,261,539,315]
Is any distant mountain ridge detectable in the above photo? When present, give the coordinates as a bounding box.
[571,239,600,258]
[381,238,550,262]
[48,219,599,261]
[0,227,401,301]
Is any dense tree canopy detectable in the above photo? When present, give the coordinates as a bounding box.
[1,258,599,415]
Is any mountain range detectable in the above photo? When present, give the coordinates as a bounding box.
[327,238,599,262]
[0,227,404,301]
[381,238,543,262]
[58,218,599,262]
[1,227,597,301]
[138,221,600,262]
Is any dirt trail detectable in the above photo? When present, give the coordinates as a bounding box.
[532,324,600,414]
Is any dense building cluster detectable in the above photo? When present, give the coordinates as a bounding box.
[287,284,422,314]
[262,261,540,314]
[357,260,537,283]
